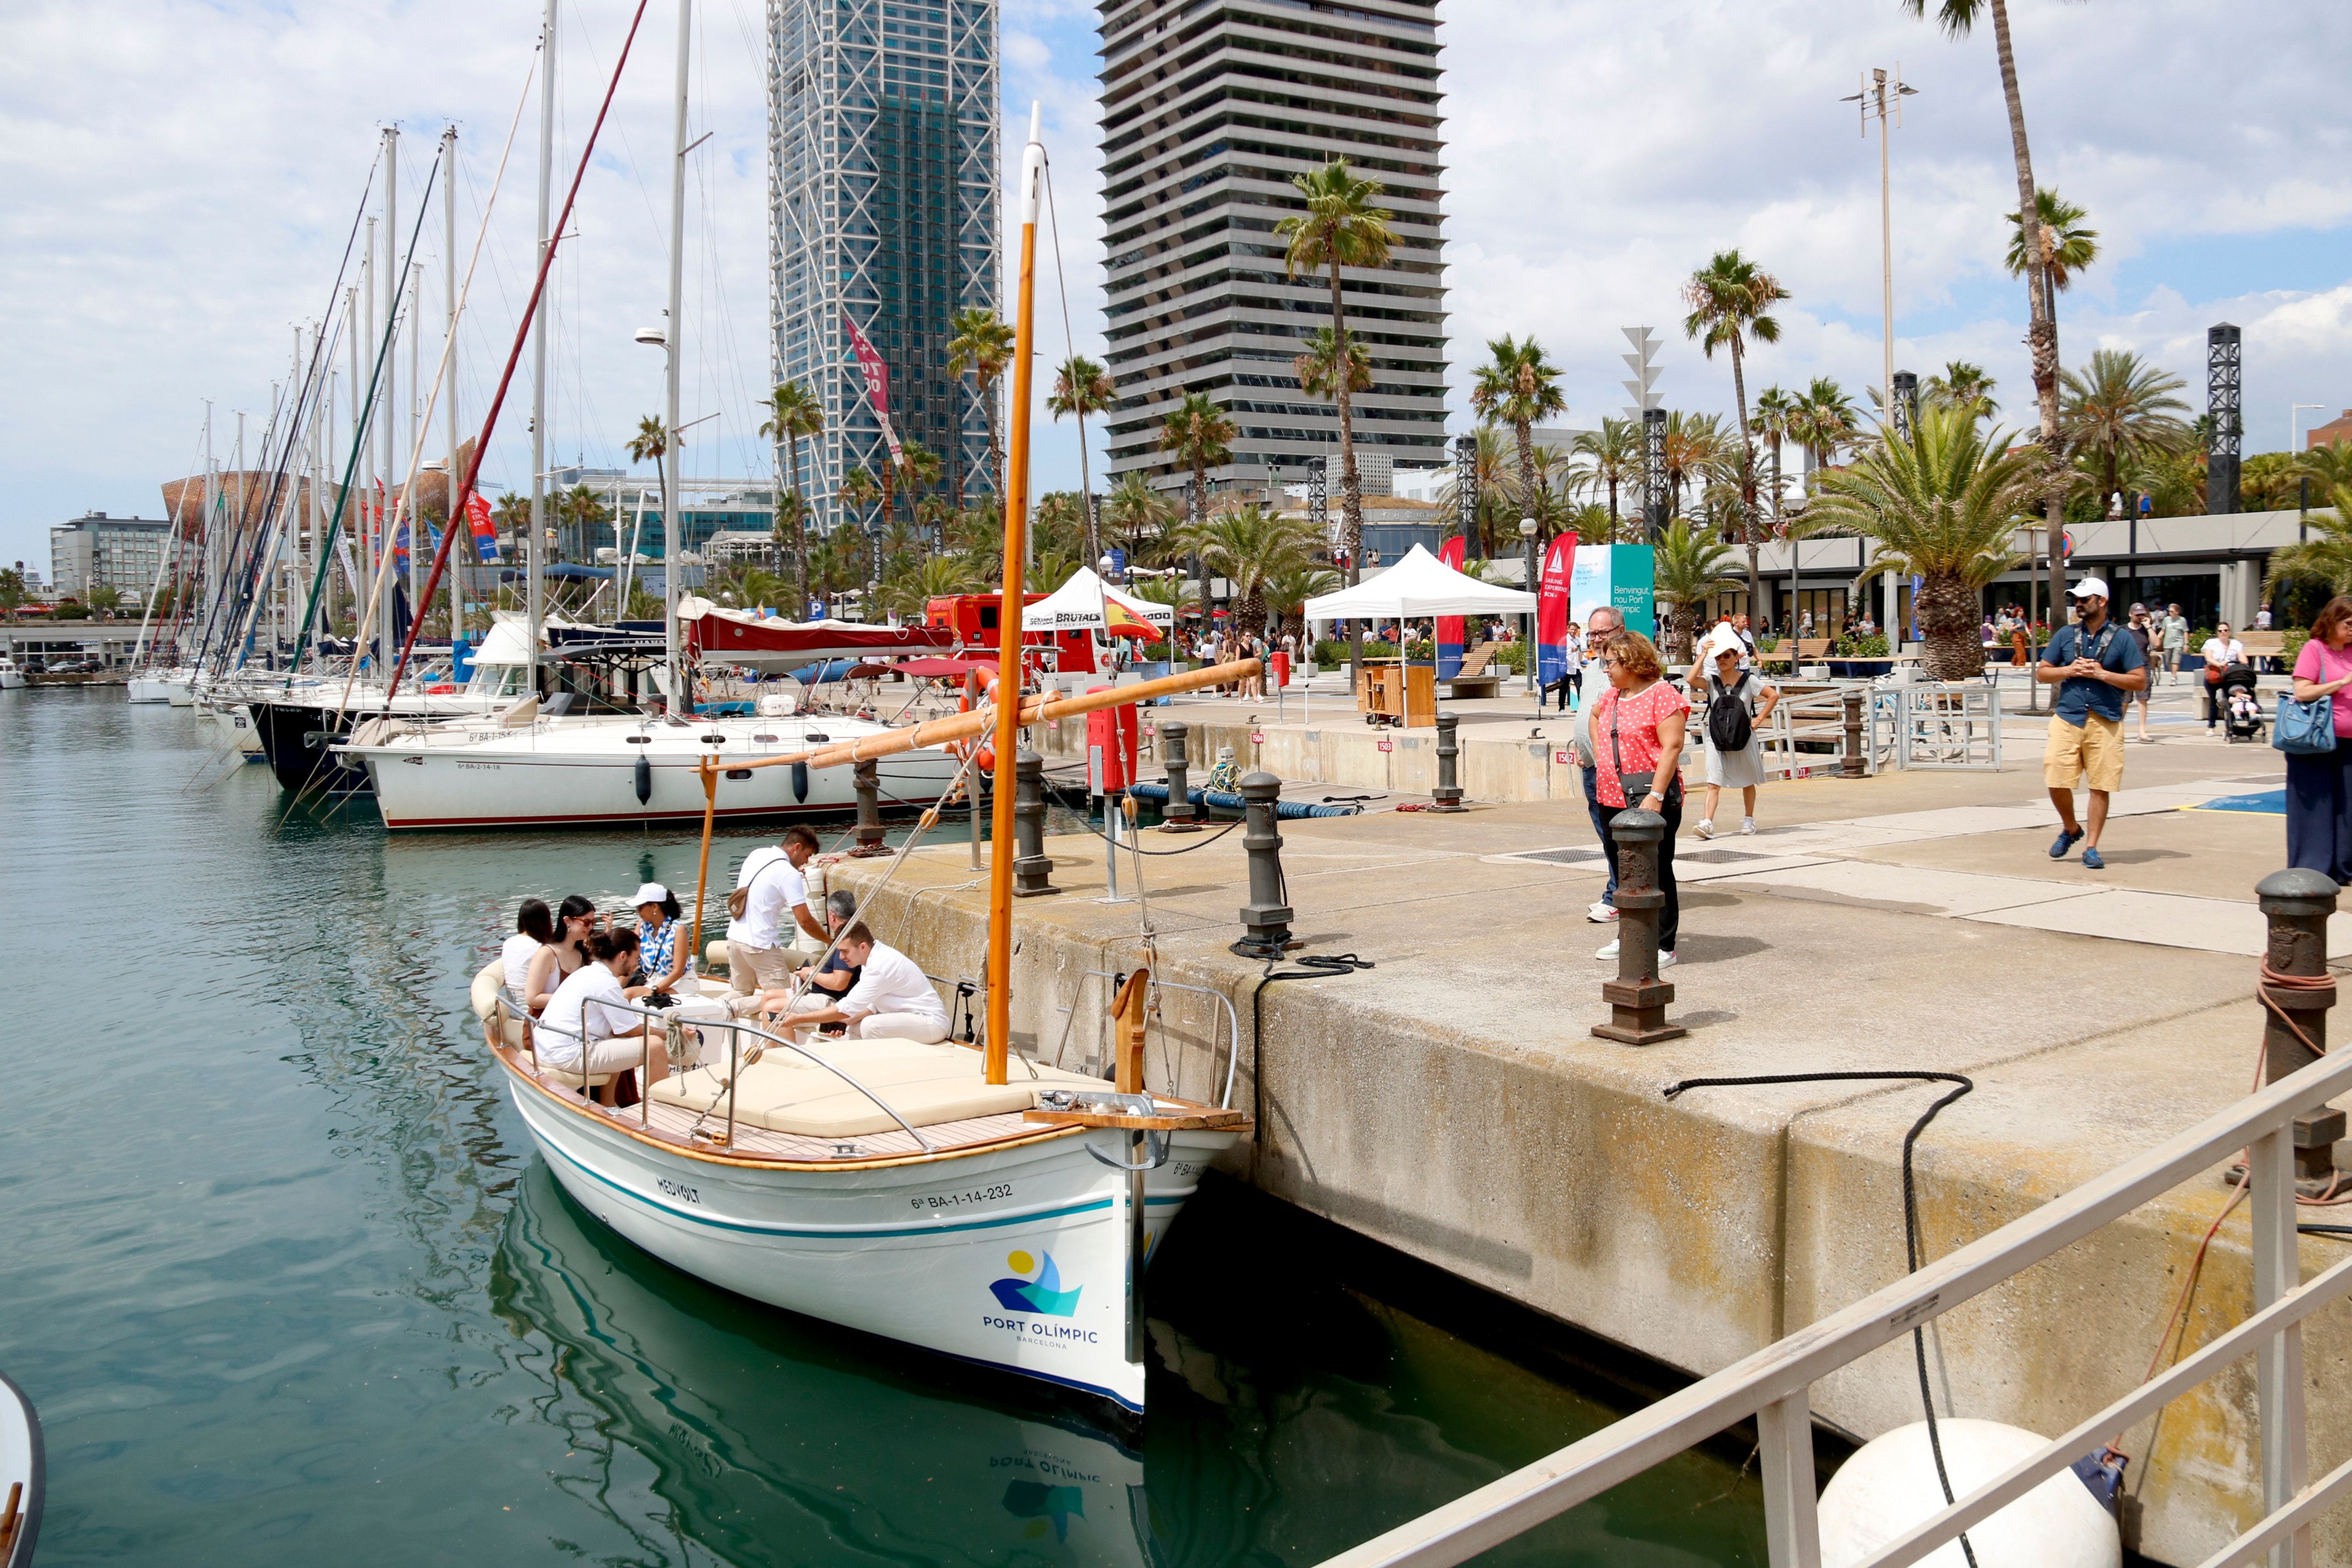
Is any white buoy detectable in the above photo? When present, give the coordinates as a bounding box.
[1819,1419,2121,1568]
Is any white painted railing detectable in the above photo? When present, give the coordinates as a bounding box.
[1308,1046,2352,1568]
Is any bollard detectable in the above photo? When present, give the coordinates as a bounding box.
[1158,720,1202,832]
[1591,807,1687,1045]
[1229,771,1293,957]
[2252,868,2345,1195]
[849,757,889,856]
[1012,746,1059,897]
[1840,688,1866,778]
[1431,711,1465,812]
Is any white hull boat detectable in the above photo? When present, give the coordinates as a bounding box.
[200,694,267,757]
[0,1364,40,1568]
[127,667,194,704]
[0,658,23,692]
[347,709,962,830]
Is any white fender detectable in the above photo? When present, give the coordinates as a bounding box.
[1819,1419,2120,1568]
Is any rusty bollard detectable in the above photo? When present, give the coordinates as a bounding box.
[1841,688,1866,778]
[1158,720,1202,832]
[849,757,889,856]
[1592,807,1686,1045]
[1230,772,1294,958]
[2252,868,2345,1195]
[1431,711,1465,812]
[1012,747,1059,897]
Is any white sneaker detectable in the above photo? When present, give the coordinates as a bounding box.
[1586,901,1618,923]
[1659,950,1679,968]
[1740,818,1757,835]
[1594,938,1620,961]
[1695,818,1715,839]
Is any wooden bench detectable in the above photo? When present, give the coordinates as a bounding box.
[2239,631,2286,671]
[1445,640,1505,699]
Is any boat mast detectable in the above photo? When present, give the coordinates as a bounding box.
[661,0,690,699]
[361,220,378,659]
[983,106,1044,1088]
[346,283,362,640]
[528,0,554,690]
[444,123,462,650]
[381,127,400,660]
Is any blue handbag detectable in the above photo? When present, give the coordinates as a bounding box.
[2274,692,2337,755]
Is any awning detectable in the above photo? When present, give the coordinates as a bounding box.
[1304,543,1538,619]
[1020,566,1174,633]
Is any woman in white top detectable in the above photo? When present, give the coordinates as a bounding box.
[525,894,600,1015]
[2201,622,2246,731]
[501,898,556,996]
[762,922,950,1043]
[538,928,668,1106]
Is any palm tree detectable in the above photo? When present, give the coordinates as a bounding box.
[1649,519,1746,663]
[1128,574,1204,624]
[1799,406,2041,680]
[2060,349,2191,519]
[1276,157,1395,600]
[625,415,668,468]
[840,466,881,531]
[893,439,942,531]
[1663,411,1738,518]
[1683,249,1788,616]
[879,553,984,619]
[1572,417,1644,527]
[2300,440,2352,498]
[1177,503,1317,636]
[770,492,805,598]
[1157,392,1237,543]
[948,307,1015,500]
[1103,473,1179,565]
[1753,386,1797,530]
[758,380,824,609]
[1789,378,1861,477]
[1048,355,1117,562]
[2263,484,2352,598]
[806,530,864,618]
[1264,563,1340,648]
[1905,0,2067,653]
[1469,336,1568,556]
[946,505,1005,580]
[1924,361,1999,420]
[2004,188,2099,300]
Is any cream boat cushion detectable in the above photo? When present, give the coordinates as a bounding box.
[648,1041,1102,1136]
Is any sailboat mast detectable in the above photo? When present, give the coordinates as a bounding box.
[382,127,399,656]
[983,106,1045,1088]
[444,123,462,649]
[661,0,691,697]
[528,0,555,689]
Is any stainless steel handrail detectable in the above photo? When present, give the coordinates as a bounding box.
[1052,967,1244,1110]
[1309,1045,2352,1568]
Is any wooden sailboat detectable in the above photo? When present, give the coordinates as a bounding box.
[475,111,1259,1415]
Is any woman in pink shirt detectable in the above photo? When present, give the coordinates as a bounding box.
[2288,596,2352,884]
[1587,629,1691,967]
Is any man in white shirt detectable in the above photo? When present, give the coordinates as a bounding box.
[767,923,950,1042]
[2201,622,2246,732]
[539,929,667,1106]
[726,824,827,995]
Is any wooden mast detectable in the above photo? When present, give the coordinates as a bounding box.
[984,107,1044,1088]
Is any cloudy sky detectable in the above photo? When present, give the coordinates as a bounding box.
[5,0,2349,574]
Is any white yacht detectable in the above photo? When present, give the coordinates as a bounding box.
[0,655,24,691]
[126,667,195,704]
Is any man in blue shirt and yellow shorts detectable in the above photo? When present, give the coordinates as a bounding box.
[2037,576,2148,870]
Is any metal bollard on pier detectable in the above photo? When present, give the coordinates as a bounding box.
[2252,868,2346,1195]
[1840,688,1866,778]
[1592,807,1686,1045]
[1229,771,1294,958]
[1430,711,1465,812]
[1158,720,1202,832]
[1012,747,1059,897]
[849,758,889,856]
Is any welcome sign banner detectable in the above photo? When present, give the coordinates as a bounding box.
[1535,532,1577,686]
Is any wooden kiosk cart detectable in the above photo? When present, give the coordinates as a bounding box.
[1357,658,1437,728]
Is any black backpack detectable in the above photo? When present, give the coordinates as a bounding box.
[1706,673,1754,751]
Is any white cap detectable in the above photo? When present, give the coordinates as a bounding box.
[2067,576,2110,601]
[630,883,672,908]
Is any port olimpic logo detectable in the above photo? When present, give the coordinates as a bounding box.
[983,1251,1099,1343]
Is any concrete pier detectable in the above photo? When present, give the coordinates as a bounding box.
[822,727,2345,1566]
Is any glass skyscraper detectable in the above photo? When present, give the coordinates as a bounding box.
[770,0,999,532]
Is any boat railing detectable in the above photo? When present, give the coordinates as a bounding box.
[500,984,937,1154]
[1049,968,1240,1111]
[1304,1043,2352,1568]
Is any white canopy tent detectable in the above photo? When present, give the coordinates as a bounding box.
[1302,543,1537,625]
[1021,566,1174,632]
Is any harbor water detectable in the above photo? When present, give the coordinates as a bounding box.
[1,688,1775,1565]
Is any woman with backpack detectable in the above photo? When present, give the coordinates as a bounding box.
[1688,628,1779,839]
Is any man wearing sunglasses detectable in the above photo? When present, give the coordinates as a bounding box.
[1569,606,1625,922]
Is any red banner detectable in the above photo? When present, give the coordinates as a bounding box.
[466,491,500,563]
[1435,535,1467,680]
[1536,532,1577,686]
[843,312,905,466]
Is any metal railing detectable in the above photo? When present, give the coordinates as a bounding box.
[1869,682,2005,771]
[1048,967,1243,1110]
[1699,682,1864,782]
[1310,1044,2352,1568]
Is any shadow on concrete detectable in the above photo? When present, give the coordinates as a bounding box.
[1670,934,1773,963]
[2086,847,2191,864]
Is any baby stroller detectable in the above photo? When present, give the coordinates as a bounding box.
[2218,661,2266,743]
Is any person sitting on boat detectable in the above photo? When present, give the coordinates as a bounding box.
[539,928,667,1107]
[502,897,555,998]
[624,883,688,1000]
[726,826,827,996]
[792,890,862,1014]
[525,894,602,1015]
[761,922,949,1043]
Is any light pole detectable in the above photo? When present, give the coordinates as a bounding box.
[1843,67,1918,433]
[633,323,671,657]
[1520,516,1539,698]
[2294,402,2327,455]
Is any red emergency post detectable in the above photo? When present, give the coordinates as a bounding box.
[1086,685,1140,794]
[1269,649,1291,688]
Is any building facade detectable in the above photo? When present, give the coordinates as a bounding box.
[546,469,778,567]
[769,0,999,532]
[1097,0,1450,499]
[49,512,174,603]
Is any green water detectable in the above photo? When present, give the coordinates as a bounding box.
[0,688,1770,1566]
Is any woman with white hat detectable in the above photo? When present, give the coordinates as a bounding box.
[624,881,689,999]
[1687,627,1778,839]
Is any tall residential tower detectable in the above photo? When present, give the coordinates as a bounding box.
[1097,0,1449,499]
[770,0,999,530]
